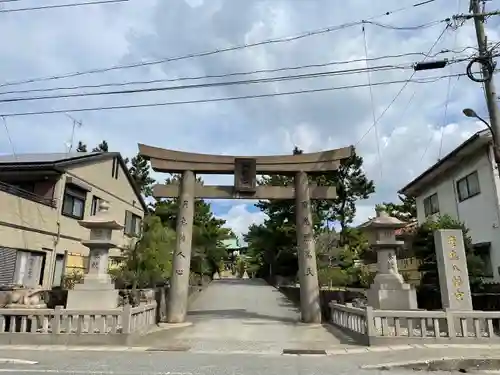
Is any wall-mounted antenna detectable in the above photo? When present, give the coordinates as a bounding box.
[64,113,83,153]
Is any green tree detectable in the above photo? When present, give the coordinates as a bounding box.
[382,194,416,222]
[128,154,155,197]
[413,214,485,293]
[111,215,176,288]
[76,141,87,152]
[92,140,109,152]
[327,151,375,245]
[246,146,338,278]
[153,175,231,276]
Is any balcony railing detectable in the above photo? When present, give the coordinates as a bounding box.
[0,181,57,208]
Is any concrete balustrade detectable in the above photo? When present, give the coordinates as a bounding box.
[0,302,156,345]
[329,301,500,345]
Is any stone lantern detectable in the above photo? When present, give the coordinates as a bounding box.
[359,206,417,310]
[66,200,124,310]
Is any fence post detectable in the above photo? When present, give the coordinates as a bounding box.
[121,304,132,334]
[445,308,455,338]
[365,306,376,342]
[51,306,62,334]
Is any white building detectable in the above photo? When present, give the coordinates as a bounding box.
[399,129,498,279]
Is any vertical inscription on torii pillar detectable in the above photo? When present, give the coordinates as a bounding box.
[167,170,195,324]
[295,171,321,323]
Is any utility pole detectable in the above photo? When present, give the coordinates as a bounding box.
[470,0,500,166]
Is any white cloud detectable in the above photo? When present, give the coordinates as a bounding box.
[217,204,267,242]
[0,0,497,237]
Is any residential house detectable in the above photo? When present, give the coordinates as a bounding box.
[0,152,147,289]
[399,129,497,279]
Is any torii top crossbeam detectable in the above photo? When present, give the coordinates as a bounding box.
[138,143,354,175]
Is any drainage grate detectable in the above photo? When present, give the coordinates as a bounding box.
[146,346,190,352]
[282,349,327,355]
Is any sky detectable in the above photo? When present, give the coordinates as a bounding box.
[0,0,498,241]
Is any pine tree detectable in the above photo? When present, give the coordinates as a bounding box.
[92,140,109,152]
[128,154,155,197]
[76,141,87,152]
[326,151,375,245]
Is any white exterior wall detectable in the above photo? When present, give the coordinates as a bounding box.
[415,146,500,279]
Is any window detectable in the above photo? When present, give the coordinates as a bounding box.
[474,243,493,277]
[14,250,45,288]
[124,210,141,236]
[457,171,480,202]
[112,157,119,179]
[423,193,439,217]
[62,185,86,219]
[90,196,101,216]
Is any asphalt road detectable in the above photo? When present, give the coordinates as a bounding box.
[2,347,500,375]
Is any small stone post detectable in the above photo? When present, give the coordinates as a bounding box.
[295,171,321,323]
[167,170,195,323]
[66,200,124,310]
[360,207,417,310]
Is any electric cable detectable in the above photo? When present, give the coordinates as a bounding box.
[355,24,450,146]
[0,0,444,89]
[0,64,413,104]
[362,24,383,178]
[0,56,475,104]
[0,49,472,96]
[0,0,128,13]
[437,0,463,161]
[0,72,479,118]
[466,56,495,82]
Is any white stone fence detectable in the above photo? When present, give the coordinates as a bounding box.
[0,302,156,345]
[329,302,500,345]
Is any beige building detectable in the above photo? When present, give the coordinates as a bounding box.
[0,152,147,289]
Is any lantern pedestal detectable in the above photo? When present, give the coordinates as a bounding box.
[359,209,417,311]
[66,201,124,310]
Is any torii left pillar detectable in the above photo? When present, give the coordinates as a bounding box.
[295,171,322,323]
[167,170,195,323]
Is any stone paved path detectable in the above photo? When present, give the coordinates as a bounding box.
[135,278,356,353]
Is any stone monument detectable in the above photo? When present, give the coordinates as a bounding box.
[434,229,472,310]
[360,207,417,310]
[66,201,123,310]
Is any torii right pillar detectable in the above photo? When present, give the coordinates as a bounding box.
[295,171,322,323]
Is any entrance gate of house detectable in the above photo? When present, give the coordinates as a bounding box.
[138,143,353,324]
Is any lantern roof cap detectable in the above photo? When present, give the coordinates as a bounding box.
[78,200,124,230]
[358,205,407,230]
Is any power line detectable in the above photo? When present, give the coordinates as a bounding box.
[0,48,476,96]
[0,0,443,88]
[437,0,463,160]
[0,64,415,104]
[355,24,451,146]
[362,24,383,178]
[0,72,476,117]
[0,0,128,13]
[0,56,476,104]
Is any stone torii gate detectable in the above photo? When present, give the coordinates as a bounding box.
[138,144,353,324]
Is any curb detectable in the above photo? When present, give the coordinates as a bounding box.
[0,343,499,356]
[0,345,151,352]
[0,358,38,364]
[326,343,500,356]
